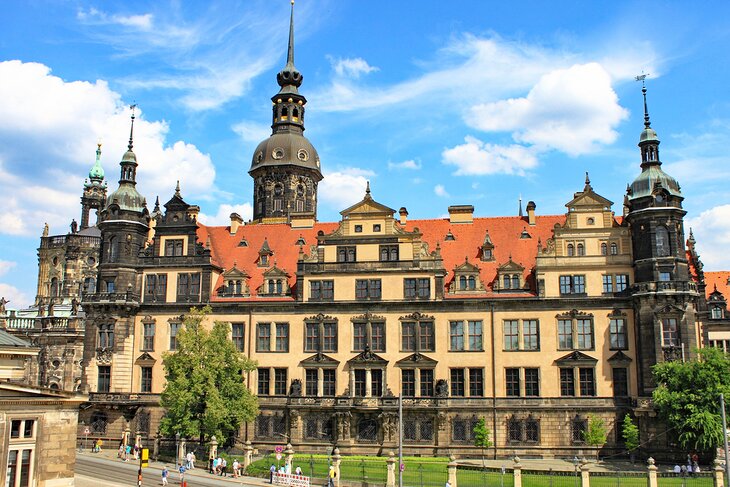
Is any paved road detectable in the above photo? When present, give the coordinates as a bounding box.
[76,454,270,486]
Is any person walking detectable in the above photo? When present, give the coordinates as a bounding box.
[220,457,228,477]
[178,463,186,484]
[189,451,196,470]
[328,465,336,487]
[161,466,169,486]
[186,452,193,470]
[232,459,240,478]
[269,464,276,484]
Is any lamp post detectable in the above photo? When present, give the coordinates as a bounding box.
[573,456,579,487]
[175,432,181,467]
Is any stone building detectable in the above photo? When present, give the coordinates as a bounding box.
[64,3,717,459]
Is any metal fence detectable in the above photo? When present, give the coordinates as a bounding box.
[656,472,713,487]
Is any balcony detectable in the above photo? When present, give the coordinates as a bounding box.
[88,392,161,404]
[4,316,82,332]
[634,280,698,295]
[83,292,140,305]
[40,234,101,249]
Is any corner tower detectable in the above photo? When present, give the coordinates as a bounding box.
[249,0,323,223]
[625,81,698,394]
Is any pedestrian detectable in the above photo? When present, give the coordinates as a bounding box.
[680,464,688,477]
[295,465,302,476]
[190,451,196,470]
[133,443,139,460]
[186,451,193,470]
[161,466,169,486]
[212,456,219,475]
[673,464,681,475]
[124,444,131,462]
[445,481,451,487]
[270,464,276,484]
[178,463,186,484]
[693,462,701,474]
[220,457,228,477]
[118,443,124,459]
[232,459,240,478]
[328,465,336,487]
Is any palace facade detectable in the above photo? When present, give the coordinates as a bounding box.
[2,4,723,459]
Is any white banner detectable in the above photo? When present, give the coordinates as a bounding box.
[274,472,310,487]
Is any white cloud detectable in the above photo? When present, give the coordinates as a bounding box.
[686,205,730,271]
[468,63,628,156]
[329,57,378,79]
[198,203,254,226]
[388,159,421,171]
[232,120,271,144]
[0,261,16,277]
[0,60,215,236]
[77,8,154,30]
[0,283,29,309]
[319,168,375,211]
[434,185,449,197]
[442,136,539,176]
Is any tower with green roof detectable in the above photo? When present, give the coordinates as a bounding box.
[80,142,108,230]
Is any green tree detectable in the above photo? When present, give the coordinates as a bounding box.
[160,306,258,444]
[583,414,608,447]
[473,417,493,466]
[622,415,640,462]
[652,347,730,453]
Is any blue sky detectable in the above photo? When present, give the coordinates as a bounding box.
[1,0,729,307]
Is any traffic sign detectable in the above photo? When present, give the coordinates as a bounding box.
[140,448,149,468]
[275,445,284,453]
[84,428,90,435]
[276,453,283,461]
[400,463,405,472]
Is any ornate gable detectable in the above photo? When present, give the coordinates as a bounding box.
[395,352,437,368]
[449,257,486,294]
[257,264,291,296]
[554,351,598,365]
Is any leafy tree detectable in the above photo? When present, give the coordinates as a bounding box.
[652,347,730,453]
[473,417,493,466]
[583,414,608,447]
[621,415,640,456]
[160,306,258,444]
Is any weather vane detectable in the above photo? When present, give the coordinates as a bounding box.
[634,73,649,87]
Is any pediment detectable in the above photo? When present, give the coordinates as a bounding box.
[565,190,613,209]
[340,194,395,217]
[498,259,524,272]
[347,349,388,365]
[395,352,437,367]
[300,353,340,367]
[135,352,156,364]
[607,350,633,363]
[262,265,289,278]
[554,351,598,365]
[222,266,250,279]
[454,258,480,273]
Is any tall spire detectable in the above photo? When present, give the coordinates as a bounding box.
[276,0,302,92]
[287,0,295,68]
[128,104,137,151]
[634,74,661,169]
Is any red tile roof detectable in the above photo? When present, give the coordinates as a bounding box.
[705,271,730,299]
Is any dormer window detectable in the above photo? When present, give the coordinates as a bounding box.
[482,249,493,260]
[260,254,269,267]
[712,307,724,319]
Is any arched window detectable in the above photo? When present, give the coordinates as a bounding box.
[468,276,476,290]
[268,280,275,294]
[610,243,618,255]
[511,275,520,289]
[577,243,585,256]
[390,248,398,261]
[712,307,724,319]
[567,244,574,256]
[601,243,607,255]
[381,248,389,261]
[281,107,288,119]
[276,279,283,294]
[347,248,356,262]
[656,226,671,257]
[459,276,467,290]
[503,275,511,289]
[292,108,299,119]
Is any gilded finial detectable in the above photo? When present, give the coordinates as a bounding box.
[128,103,137,150]
[634,73,651,128]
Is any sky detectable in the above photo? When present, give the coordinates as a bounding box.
[1,0,730,307]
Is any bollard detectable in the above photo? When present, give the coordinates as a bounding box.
[647,457,658,487]
[447,455,458,487]
[386,451,396,487]
[513,456,522,487]
[285,443,294,473]
[580,457,590,487]
[244,440,254,470]
[713,459,725,487]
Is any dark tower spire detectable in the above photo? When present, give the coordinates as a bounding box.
[119,106,139,186]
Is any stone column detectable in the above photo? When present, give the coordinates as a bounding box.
[178,438,187,465]
[332,447,342,487]
[350,370,355,397]
[209,436,218,471]
[580,457,590,487]
[152,433,160,461]
[447,455,458,487]
[366,369,372,397]
[713,459,725,487]
[244,440,254,470]
[386,451,396,487]
[285,443,294,473]
[135,433,142,449]
[513,457,522,487]
[647,457,658,487]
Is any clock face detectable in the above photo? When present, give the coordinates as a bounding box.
[297,149,309,161]
[656,194,664,202]
[272,148,285,160]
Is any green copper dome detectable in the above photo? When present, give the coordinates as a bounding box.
[628,165,682,200]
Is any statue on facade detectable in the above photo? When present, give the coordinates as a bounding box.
[289,379,302,396]
[0,296,8,314]
[435,379,449,397]
[71,298,79,316]
[70,219,78,234]
[37,298,45,317]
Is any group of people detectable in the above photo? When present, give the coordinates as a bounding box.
[269,463,307,483]
[210,456,245,477]
[673,453,702,476]
[116,442,141,462]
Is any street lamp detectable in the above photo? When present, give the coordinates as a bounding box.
[175,432,181,467]
[573,456,579,487]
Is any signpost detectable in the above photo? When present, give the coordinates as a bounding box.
[137,448,149,487]
[83,427,90,451]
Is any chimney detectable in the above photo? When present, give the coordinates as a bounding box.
[399,207,409,225]
[230,212,243,235]
[448,205,474,224]
[526,201,536,226]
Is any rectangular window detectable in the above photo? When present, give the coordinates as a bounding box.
[169,323,181,351]
[524,368,540,397]
[404,278,430,299]
[353,323,366,351]
[560,368,575,397]
[323,322,337,352]
[232,323,245,352]
[559,275,571,294]
[274,368,288,395]
[558,319,573,349]
[616,275,629,292]
[468,320,483,350]
[354,370,366,397]
[420,369,434,397]
[305,323,318,352]
[337,246,356,262]
[609,318,628,350]
[450,321,464,351]
[402,322,416,351]
[469,368,484,396]
[371,369,383,397]
[176,273,201,301]
[419,321,435,351]
[379,245,399,261]
[142,322,155,351]
[602,275,613,293]
[573,275,585,293]
[275,323,289,352]
[504,320,519,350]
[257,323,271,352]
[305,369,318,396]
[560,275,585,295]
[144,274,167,301]
[450,369,465,397]
[355,279,381,300]
[258,368,270,395]
[323,369,336,396]
[522,320,539,351]
[505,368,520,397]
[371,322,385,352]
[579,368,596,396]
[98,323,114,349]
[97,365,111,392]
[661,318,679,347]
[164,239,184,257]
[576,319,593,349]
[613,367,629,397]
[659,272,672,282]
[140,366,152,393]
